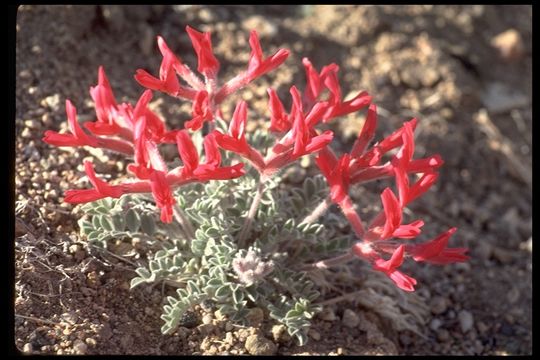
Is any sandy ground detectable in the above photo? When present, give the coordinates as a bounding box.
[15,5,531,355]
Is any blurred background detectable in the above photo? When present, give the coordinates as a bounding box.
[15,5,531,355]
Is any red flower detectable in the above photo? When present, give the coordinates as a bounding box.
[85,66,123,136]
[176,130,199,176]
[43,100,99,148]
[184,90,213,131]
[351,104,378,158]
[315,148,350,203]
[410,228,469,264]
[372,245,417,292]
[246,30,289,82]
[185,25,220,77]
[149,170,176,223]
[64,161,123,203]
[215,101,250,152]
[267,88,291,132]
[301,58,339,104]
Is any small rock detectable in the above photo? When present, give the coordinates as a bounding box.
[437,329,450,342]
[224,322,234,332]
[40,94,61,112]
[430,318,443,331]
[214,309,227,321]
[22,343,33,353]
[342,309,360,328]
[85,338,97,347]
[119,334,133,350]
[198,8,214,22]
[73,339,87,355]
[224,332,234,345]
[475,241,493,260]
[319,307,337,322]
[430,296,448,315]
[308,329,321,341]
[246,307,264,326]
[490,29,525,62]
[202,313,213,325]
[244,334,277,356]
[476,321,488,335]
[197,323,216,336]
[24,119,41,130]
[506,287,520,304]
[500,322,515,336]
[179,310,200,328]
[458,310,474,333]
[241,16,277,38]
[492,247,514,264]
[271,324,287,342]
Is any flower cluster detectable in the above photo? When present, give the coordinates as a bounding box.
[43,25,468,293]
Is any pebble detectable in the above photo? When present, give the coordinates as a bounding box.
[197,323,216,336]
[430,318,443,331]
[458,310,474,333]
[244,334,277,356]
[241,15,278,38]
[271,324,287,342]
[430,296,448,315]
[437,329,450,342]
[506,287,520,304]
[490,29,525,62]
[308,329,321,341]
[73,339,87,354]
[492,247,514,264]
[22,343,33,353]
[224,332,234,346]
[475,241,493,260]
[40,94,61,112]
[342,309,360,328]
[24,119,41,130]
[202,313,213,325]
[179,310,200,328]
[246,307,264,326]
[319,307,337,322]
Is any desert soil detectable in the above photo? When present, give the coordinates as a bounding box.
[14,5,532,355]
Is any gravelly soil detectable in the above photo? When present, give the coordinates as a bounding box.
[14,5,532,355]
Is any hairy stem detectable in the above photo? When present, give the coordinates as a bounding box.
[300,250,355,271]
[173,205,195,240]
[339,196,366,238]
[300,195,332,225]
[238,176,266,249]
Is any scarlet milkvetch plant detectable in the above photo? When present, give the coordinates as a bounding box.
[43,25,468,345]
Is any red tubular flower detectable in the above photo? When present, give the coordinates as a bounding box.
[184,90,212,131]
[315,148,350,203]
[377,118,418,156]
[351,104,378,158]
[176,130,199,176]
[290,87,309,157]
[64,161,123,204]
[410,228,469,264]
[380,188,402,240]
[185,25,220,78]
[85,66,123,136]
[267,88,291,132]
[301,58,340,105]
[246,30,290,82]
[149,170,176,223]
[43,100,99,148]
[373,245,417,292]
